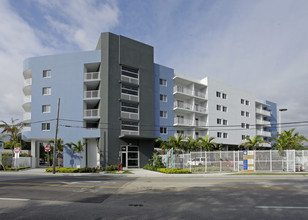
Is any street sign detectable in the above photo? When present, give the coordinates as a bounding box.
[45,145,51,152]
[14,147,21,154]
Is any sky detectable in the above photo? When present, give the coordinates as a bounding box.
[0,0,307,136]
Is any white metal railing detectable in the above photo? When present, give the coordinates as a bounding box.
[121,130,139,136]
[23,112,31,121]
[24,96,31,103]
[194,121,207,127]
[24,78,32,86]
[121,111,139,120]
[256,108,271,116]
[174,102,192,111]
[174,133,192,139]
[121,75,139,85]
[174,118,193,126]
[194,106,207,113]
[257,130,271,137]
[22,126,31,132]
[256,119,271,126]
[84,109,99,117]
[84,72,100,80]
[84,90,100,99]
[174,86,206,99]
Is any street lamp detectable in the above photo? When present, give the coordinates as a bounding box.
[278,108,287,134]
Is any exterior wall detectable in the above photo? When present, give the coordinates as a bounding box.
[207,77,257,145]
[97,33,155,167]
[265,100,278,141]
[154,64,174,140]
[22,50,101,168]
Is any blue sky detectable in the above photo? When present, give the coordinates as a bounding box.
[0,0,307,136]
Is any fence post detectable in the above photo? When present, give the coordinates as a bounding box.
[286,150,289,172]
[205,151,207,173]
[219,151,222,172]
[270,150,272,172]
[238,151,240,172]
[233,151,235,172]
[293,150,296,172]
[254,150,256,172]
[190,152,191,173]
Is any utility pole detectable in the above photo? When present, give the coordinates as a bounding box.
[53,98,60,174]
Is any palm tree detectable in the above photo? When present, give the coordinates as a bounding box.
[48,138,64,166]
[168,135,185,153]
[270,128,308,153]
[239,135,265,150]
[185,136,199,152]
[66,140,86,168]
[0,119,23,166]
[196,135,216,151]
[155,137,171,151]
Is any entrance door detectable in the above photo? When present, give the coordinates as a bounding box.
[121,152,127,168]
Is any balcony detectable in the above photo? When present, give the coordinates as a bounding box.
[121,130,139,136]
[84,109,99,118]
[256,130,271,137]
[256,119,271,126]
[84,90,100,99]
[256,108,271,116]
[121,75,139,85]
[194,121,207,127]
[23,112,31,122]
[24,95,32,103]
[121,93,139,102]
[24,78,32,86]
[84,72,100,81]
[194,106,207,114]
[173,86,206,99]
[121,111,139,120]
[174,118,193,126]
[174,102,192,111]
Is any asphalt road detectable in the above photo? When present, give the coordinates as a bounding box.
[0,173,308,219]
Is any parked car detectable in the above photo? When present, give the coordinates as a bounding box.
[186,157,206,166]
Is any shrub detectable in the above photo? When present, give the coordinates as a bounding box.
[157,168,190,174]
[105,165,118,171]
[45,167,79,173]
[20,153,32,157]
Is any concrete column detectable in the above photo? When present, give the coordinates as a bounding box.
[31,140,37,168]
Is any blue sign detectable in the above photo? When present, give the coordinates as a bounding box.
[243,159,248,170]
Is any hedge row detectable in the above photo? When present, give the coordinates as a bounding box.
[157,168,190,174]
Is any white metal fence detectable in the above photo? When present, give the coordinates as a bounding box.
[162,150,308,173]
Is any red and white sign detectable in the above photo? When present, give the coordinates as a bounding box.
[45,145,51,152]
[14,147,21,154]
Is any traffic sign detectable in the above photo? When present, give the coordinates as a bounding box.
[14,147,20,154]
[45,145,51,152]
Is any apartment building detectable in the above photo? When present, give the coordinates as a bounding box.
[22,32,277,168]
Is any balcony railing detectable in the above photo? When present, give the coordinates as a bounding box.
[121,130,139,136]
[174,118,193,126]
[23,112,31,121]
[84,109,99,117]
[121,75,139,85]
[257,130,271,137]
[174,102,192,111]
[256,108,271,116]
[256,119,271,126]
[194,106,207,113]
[121,111,139,120]
[84,90,100,99]
[84,72,100,81]
[173,86,206,99]
[24,78,32,86]
[24,95,32,103]
[194,121,207,127]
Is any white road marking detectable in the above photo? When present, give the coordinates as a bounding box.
[0,198,29,201]
[256,206,308,209]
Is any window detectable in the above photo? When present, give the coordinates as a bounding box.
[241,111,245,116]
[241,99,245,104]
[216,91,221,98]
[246,100,250,106]
[222,93,227,99]
[42,87,51,95]
[42,123,50,131]
[223,133,228,138]
[217,118,222,124]
[160,94,167,102]
[43,70,51,78]
[223,119,228,125]
[246,124,250,129]
[223,106,227,112]
[217,132,222,138]
[246,112,250,117]
[160,78,167,86]
[241,123,245,128]
[216,105,221,111]
[121,101,138,113]
[122,120,139,131]
[121,66,139,79]
[42,105,51,113]
[122,84,138,96]
[160,127,167,134]
[160,111,167,118]
[242,135,246,140]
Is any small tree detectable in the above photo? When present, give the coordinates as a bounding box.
[196,135,216,151]
[239,135,265,150]
[66,140,86,168]
[48,138,64,166]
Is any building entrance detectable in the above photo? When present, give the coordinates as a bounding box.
[121,145,139,168]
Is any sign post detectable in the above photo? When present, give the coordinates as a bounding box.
[45,145,51,167]
[14,147,20,170]
[243,150,254,172]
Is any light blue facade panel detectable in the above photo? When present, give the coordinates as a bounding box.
[154,64,174,140]
[265,100,278,140]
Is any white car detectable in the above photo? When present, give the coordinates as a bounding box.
[186,157,206,166]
